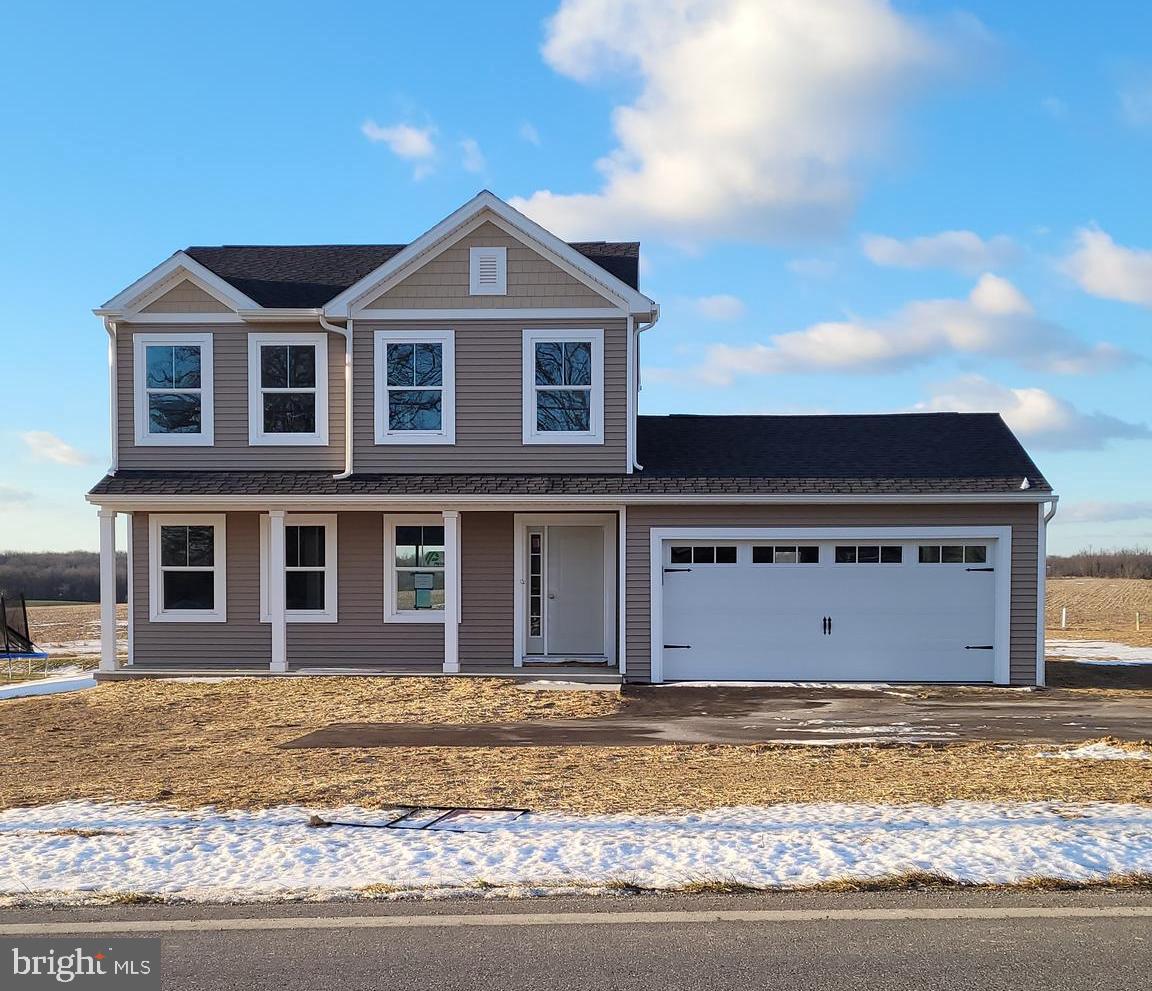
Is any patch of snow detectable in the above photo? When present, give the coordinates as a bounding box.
[1046,639,1152,666]
[38,639,103,657]
[664,681,896,690]
[0,672,97,700]
[2,800,1152,904]
[1038,743,1152,762]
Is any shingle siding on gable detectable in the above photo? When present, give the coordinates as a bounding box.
[140,279,232,313]
[353,317,628,473]
[365,223,615,309]
[117,324,345,471]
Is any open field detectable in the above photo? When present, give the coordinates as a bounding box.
[1046,577,1152,647]
[1,678,1150,812]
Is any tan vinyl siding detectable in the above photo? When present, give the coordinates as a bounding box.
[141,280,231,313]
[117,324,344,470]
[459,511,515,671]
[288,512,442,669]
[354,317,628,472]
[624,503,1040,686]
[131,511,270,666]
[365,222,615,309]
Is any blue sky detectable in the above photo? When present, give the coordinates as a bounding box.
[1,0,1150,554]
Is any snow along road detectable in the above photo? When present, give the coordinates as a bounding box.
[2,800,1151,905]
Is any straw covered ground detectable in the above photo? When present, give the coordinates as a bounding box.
[1,677,1150,812]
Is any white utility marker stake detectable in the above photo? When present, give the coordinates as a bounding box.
[1061,606,1067,630]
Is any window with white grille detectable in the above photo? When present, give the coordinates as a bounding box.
[469,246,507,295]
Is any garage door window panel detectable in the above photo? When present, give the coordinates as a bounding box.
[752,545,819,564]
[919,544,988,564]
[835,545,903,564]
[670,545,737,565]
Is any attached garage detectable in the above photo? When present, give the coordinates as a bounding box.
[651,527,1011,685]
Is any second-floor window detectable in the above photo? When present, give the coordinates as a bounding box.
[247,333,329,446]
[373,330,456,444]
[522,328,604,445]
[132,333,214,446]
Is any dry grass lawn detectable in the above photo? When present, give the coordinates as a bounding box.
[2,678,1151,813]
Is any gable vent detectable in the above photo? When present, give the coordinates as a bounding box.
[469,246,507,296]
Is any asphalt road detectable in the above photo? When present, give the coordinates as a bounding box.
[4,891,1151,990]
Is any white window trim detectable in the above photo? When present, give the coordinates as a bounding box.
[148,514,227,623]
[383,514,448,624]
[258,514,338,623]
[469,246,507,295]
[373,329,456,445]
[132,333,214,446]
[521,328,604,446]
[247,332,329,446]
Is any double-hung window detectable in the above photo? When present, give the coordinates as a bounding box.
[522,329,604,444]
[133,333,214,445]
[248,333,328,445]
[384,516,447,622]
[148,514,226,622]
[259,514,338,622]
[373,330,455,444]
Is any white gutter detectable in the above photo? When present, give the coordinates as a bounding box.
[318,314,353,480]
[102,317,118,474]
[631,305,660,472]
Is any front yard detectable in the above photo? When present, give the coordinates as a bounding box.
[2,676,1150,813]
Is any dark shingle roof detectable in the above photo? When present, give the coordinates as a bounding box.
[90,413,1049,498]
[185,241,640,308]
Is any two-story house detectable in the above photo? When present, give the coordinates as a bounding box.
[87,191,1056,686]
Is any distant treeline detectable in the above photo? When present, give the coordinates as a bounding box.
[0,551,128,603]
[1048,547,1152,580]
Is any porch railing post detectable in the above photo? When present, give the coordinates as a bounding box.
[268,510,287,673]
[98,509,118,672]
[443,510,460,673]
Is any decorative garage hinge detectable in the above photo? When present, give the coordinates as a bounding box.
[663,567,692,573]
[964,645,995,650]
[663,644,693,649]
[966,567,995,572]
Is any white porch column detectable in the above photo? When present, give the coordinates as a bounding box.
[98,510,118,672]
[268,509,287,673]
[442,510,460,673]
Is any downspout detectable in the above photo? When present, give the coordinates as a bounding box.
[1036,496,1059,687]
[103,317,118,474]
[318,313,353,480]
[631,304,660,471]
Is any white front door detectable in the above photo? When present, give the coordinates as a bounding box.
[545,525,605,655]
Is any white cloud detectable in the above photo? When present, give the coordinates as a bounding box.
[21,431,95,466]
[0,485,33,505]
[862,230,1017,274]
[787,257,838,279]
[1061,501,1152,524]
[511,0,973,241]
[361,121,437,178]
[519,122,542,146]
[914,375,1151,451]
[1060,228,1152,306]
[692,294,746,320]
[693,275,1127,384]
[1118,72,1152,128]
[460,138,487,174]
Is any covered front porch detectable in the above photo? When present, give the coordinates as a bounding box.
[94,506,624,679]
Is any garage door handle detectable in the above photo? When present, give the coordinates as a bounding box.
[966,567,995,572]
[663,644,692,649]
[965,644,994,650]
[663,567,692,573]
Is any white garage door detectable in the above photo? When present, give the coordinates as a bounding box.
[660,537,1000,683]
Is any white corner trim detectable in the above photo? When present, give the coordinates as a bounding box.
[258,513,339,623]
[131,332,215,447]
[468,245,507,295]
[647,525,1013,686]
[147,513,227,623]
[382,513,449,624]
[247,332,330,446]
[373,329,456,445]
[101,251,261,314]
[521,328,604,446]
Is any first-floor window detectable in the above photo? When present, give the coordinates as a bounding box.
[522,329,604,444]
[133,333,214,445]
[149,514,226,621]
[385,516,447,621]
[260,514,338,622]
[248,333,329,445]
[374,330,456,444]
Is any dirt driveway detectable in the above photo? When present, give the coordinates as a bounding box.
[288,680,1152,748]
